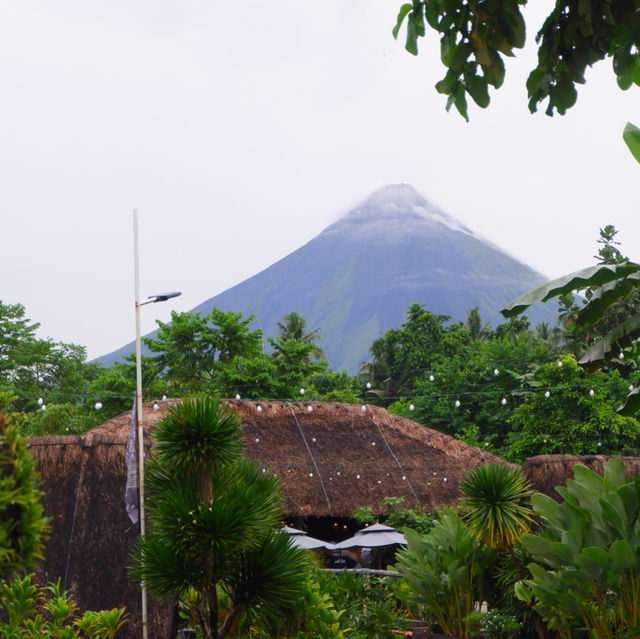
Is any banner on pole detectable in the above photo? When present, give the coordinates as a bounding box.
[125,397,139,524]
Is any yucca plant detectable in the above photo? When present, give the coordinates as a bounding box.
[130,396,311,639]
[459,463,535,552]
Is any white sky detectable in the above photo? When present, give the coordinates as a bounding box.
[1,1,639,360]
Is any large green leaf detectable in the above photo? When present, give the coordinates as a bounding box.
[609,539,637,573]
[576,272,640,325]
[619,386,640,416]
[623,122,640,164]
[501,262,640,318]
[521,535,573,567]
[577,311,640,369]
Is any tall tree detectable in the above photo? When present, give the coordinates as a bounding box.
[145,308,263,395]
[276,311,326,362]
[131,397,310,639]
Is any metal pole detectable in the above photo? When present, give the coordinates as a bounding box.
[133,209,149,639]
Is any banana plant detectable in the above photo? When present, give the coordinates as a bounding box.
[501,123,640,416]
[515,458,640,638]
[394,508,496,637]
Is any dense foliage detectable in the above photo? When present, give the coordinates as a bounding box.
[130,396,312,639]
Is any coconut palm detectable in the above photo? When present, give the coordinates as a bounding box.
[459,463,534,551]
[276,312,325,362]
[130,397,311,639]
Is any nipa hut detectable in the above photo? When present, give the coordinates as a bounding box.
[28,398,504,639]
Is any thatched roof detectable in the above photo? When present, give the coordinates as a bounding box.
[28,399,504,639]
[88,398,506,516]
[521,454,640,499]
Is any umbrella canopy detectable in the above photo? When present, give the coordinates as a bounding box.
[331,523,407,550]
[284,526,335,550]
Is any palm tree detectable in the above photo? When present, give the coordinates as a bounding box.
[465,307,492,341]
[131,397,310,639]
[276,312,325,362]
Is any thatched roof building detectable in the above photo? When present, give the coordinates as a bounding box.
[521,454,640,498]
[88,398,505,516]
[28,399,504,639]
[28,398,640,639]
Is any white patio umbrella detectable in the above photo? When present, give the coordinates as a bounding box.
[331,523,406,550]
[284,526,335,550]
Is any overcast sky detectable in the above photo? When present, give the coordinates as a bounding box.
[2,1,639,360]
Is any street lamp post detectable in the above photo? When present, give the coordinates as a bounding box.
[133,209,181,639]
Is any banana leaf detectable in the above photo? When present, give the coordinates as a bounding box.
[501,262,640,318]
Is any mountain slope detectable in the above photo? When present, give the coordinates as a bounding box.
[100,184,555,373]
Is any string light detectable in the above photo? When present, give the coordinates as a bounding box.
[493,368,499,376]
[255,437,260,443]
[501,397,507,406]
[545,390,551,398]
[37,397,43,406]
[153,401,159,411]
[162,395,167,401]
[235,393,241,400]
[589,389,595,396]
[454,399,461,408]
[95,402,102,410]
[256,405,262,413]
[557,360,563,367]
[299,387,305,395]
[361,405,366,413]
[409,403,415,411]
[41,404,46,411]
[619,352,625,360]
[307,405,313,413]
[366,381,372,389]
[429,374,435,382]
[356,474,360,479]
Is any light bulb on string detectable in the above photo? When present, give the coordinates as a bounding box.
[501,397,507,406]
[307,404,313,413]
[37,397,43,406]
[544,390,551,398]
[493,368,499,376]
[153,401,159,411]
[589,389,595,397]
[598,441,602,447]
[299,387,305,395]
[402,475,406,481]
[41,404,46,411]
[361,405,367,413]
[557,360,563,367]
[257,405,262,413]
[162,395,167,401]
[630,384,635,392]
[409,403,415,411]
[312,437,316,442]
[95,402,103,410]
[309,472,314,478]
[366,381,372,389]
[429,374,435,382]
[619,351,625,360]
[454,399,461,408]
[255,437,260,443]
[235,393,241,400]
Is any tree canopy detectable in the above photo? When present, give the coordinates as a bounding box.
[394,0,640,118]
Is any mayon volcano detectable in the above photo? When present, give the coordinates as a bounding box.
[101,184,555,373]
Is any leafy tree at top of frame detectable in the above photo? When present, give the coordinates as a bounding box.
[394,0,640,119]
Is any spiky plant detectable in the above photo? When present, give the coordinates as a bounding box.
[459,463,534,551]
[0,411,49,581]
[130,396,311,639]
